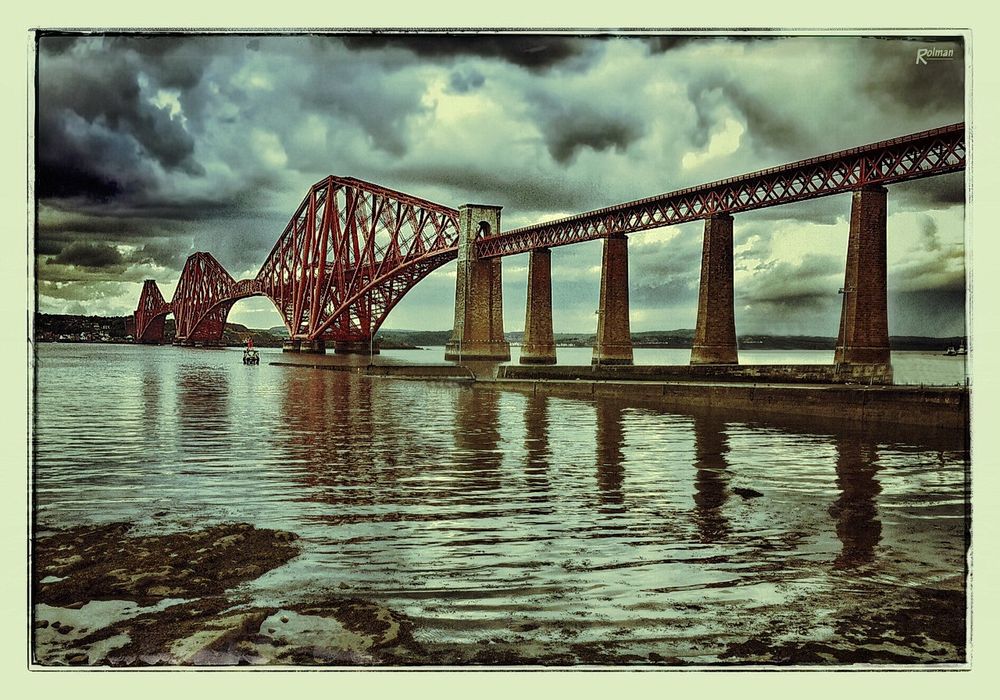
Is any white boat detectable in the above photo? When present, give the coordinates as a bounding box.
[243,338,260,365]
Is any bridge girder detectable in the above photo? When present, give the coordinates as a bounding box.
[476,122,966,257]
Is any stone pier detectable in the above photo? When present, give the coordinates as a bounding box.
[592,233,633,366]
[835,186,890,366]
[691,214,738,365]
[520,248,557,365]
[445,204,511,362]
[334,339,379,355]
[282,339,326,354]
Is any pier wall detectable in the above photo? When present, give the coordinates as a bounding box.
[486,376,967,430]
[496,363,895,385]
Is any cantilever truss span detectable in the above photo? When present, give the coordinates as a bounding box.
[132,177,460,344]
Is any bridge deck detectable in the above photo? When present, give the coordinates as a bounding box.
[476,122,965,257]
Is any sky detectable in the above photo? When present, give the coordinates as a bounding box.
[34,32,966,336]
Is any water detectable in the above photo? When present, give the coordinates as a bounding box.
[32,344,970,664]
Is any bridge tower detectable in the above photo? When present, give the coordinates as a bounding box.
[445,204,510,362]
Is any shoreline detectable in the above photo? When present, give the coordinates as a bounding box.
[32,519,966,667]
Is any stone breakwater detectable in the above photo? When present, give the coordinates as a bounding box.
[489,370,969,430]
[269,361,969,429]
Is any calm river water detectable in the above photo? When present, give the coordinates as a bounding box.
[32,344,970,665]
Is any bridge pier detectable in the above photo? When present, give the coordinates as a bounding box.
[592,233,633,366]
[691,214,739,365]
[282,339,327,353]
[445,204,511,362]
[301,340,326,354]
[835,185,891,367]
[335,339,379,355]
[520,248,557,365]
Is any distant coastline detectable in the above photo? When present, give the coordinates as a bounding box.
[33,313,967,352]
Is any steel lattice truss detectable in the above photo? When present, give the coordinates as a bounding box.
[254,176,460,341]
[132,279,171,342]
[476,122,966,258]
[133,177,460,344]
[171,252,252,342]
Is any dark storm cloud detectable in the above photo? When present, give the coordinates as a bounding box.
[38,35,78,56]
[48,242,124,269]
[36,110,137,201]
[683,73,811,156]
[36,211,186,237]
[38,42,203,174]
[861,37,964,115]
[738,253,843,311]
[891,173,965,210]
[919,215,942,252]
[721,82,812,153]
[645,34,782,54]
[36,35,210,213]
[298,61,429,157]
[630,229,704,306]
[126,240,193,270]
[35,238,64,256]
[448,68,486,94]
[389,162,598,213]
[889,289,966,337]
[106,35,211,90]
[340,34,602,72]
[543,111,645,164]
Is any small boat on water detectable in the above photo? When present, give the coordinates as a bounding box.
[944,342,968,356]
[243,337,260,365]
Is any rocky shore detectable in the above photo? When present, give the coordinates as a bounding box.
[32,521,966,666]
[32,522,419,666]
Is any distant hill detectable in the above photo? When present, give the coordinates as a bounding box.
[34,314,966,352]
[377,330,453,347]
[35,313,284,347]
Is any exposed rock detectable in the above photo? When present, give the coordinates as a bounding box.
[34,522,301,607]
[32,522,421,667]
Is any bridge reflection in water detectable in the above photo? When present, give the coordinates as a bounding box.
[33,345,969,663]
[693,415,732,544]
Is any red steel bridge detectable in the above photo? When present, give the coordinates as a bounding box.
[130,123,965,349]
